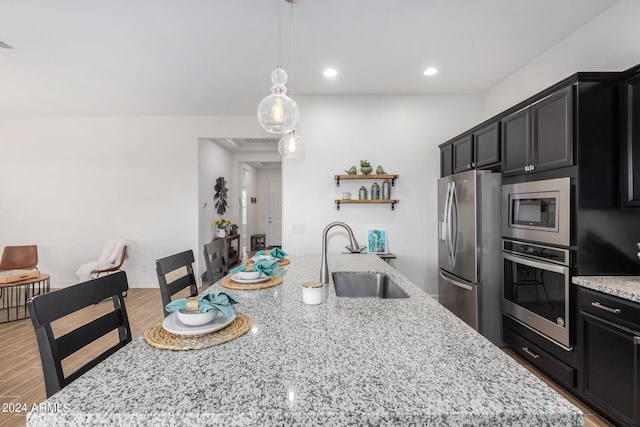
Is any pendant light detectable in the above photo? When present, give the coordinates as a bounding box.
[277,0,305,159]
[257,0,300,135]
[278,128,305,159]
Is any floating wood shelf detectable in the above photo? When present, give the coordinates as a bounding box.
[335,174,399,186]
[334,199,399,210]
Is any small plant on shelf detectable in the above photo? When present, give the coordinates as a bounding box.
[360,159,372,175]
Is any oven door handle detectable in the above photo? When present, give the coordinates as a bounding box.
[503,252,567,274]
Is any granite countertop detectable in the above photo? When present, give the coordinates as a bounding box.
[28,254,582,426]
[573,276,640,303]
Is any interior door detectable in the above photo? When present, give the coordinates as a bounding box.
[267,180,282,247]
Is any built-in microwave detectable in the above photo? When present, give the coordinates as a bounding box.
[502,177,571,247]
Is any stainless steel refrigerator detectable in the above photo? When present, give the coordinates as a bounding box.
[437,169,503,346]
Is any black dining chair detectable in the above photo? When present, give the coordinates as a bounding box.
[203,240,228,285]
[155,250,198,317]
[26,271,132,398]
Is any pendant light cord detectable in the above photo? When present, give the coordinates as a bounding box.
[289,0,294,97]
[277,0,282,69]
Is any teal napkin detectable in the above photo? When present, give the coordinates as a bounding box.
[230,259,280,277]
[256,248,287,259]
[165,291,238,317]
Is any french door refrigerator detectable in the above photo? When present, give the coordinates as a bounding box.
[437,169,503,346]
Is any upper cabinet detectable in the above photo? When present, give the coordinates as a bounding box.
[624,74,640,207]
[502,85,574,176]
[452,134,473,174]
[440,121,500,177]
[473,122,501,169]
[440,143,453,178]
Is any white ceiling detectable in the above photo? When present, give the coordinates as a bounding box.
[0,0,619,117]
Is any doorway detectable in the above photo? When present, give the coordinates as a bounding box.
[267,180,282,247]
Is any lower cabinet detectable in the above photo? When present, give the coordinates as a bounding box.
[502,315,579,392]
[577,287,640,426]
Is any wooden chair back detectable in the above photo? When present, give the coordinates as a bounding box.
[26,271,131,397]
[0,245,38,270]
[203,240,228,284]
[155,250,198,317]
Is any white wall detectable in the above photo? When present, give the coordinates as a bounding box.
[483,0,640,118]
[0,116,272,288]
[283,94,483,295]
[198,139,232,279]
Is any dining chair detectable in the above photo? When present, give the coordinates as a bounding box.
[155,250,198,317]
[0,244,38,271]
[26,271,131,398]
[203,240,228,285]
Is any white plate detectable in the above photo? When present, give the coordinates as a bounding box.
[231,272,270,284]
[162,311,236,336]
[252,255,277,262]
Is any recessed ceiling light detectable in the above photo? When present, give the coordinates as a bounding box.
[423,67,438,76]
[323,68,338,77]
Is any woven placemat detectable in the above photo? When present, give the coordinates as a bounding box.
[247,258,290,267]
[221,275,283,290]
[145,312,251,351]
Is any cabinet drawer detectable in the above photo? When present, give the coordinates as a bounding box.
[578,287,640,330]
[504,327,576,389]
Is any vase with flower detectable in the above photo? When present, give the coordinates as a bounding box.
[214,218,232,239]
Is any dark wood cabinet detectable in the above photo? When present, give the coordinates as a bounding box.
[577,287,640,426]
[473,122,501,168]
[440,143,453,177]
[452,135,473,174]
[442,122,500,176]
[501,86,573,176]
[501,108,529,175]
[624,75,640,207]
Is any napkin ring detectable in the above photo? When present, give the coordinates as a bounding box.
[186,297,199,311]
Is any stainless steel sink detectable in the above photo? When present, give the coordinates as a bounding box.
[332,272,409,299]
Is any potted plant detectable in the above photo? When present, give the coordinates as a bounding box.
[214,218,232,238]
[360,159,372,175]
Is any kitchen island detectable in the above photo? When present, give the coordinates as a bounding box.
[28,254,582,426]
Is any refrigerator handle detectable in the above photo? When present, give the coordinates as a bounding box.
[439,271,473,291]
[450,181,459,266]
[445,182,454,265]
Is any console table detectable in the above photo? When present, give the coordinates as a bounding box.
[214,234,240,268]
[0,273,50,323]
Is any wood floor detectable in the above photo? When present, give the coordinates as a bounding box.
[0,288,614,427]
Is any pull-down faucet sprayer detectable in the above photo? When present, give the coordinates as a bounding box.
[320,221,363,284]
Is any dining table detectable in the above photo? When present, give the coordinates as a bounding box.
[27,253,582,426]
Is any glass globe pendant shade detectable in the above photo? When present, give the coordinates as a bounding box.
[257,68,300,134]
[278,130,305,159]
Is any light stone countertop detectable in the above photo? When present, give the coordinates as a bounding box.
[572,276,640,303]
[28,254,582,426]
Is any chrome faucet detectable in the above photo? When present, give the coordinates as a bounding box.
[320,221,363,284]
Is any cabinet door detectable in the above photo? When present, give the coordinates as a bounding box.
[580,311,639,426]
[452,135,473,174]
[501,108,530,175]
[473,122,500,168]
[440,144,453,177]
[531,86,574,172]
[625,75,640,206]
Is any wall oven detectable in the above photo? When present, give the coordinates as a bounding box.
[502,177,571,247]
[502,239,572,348]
